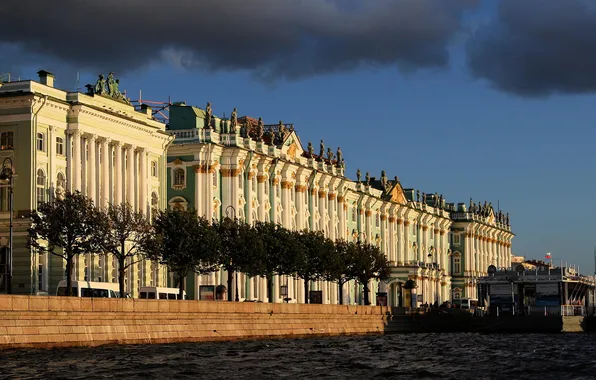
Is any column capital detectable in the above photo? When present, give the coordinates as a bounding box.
[127,144,137,151]
[135,146,147,154]
[112,140,124,148]
[101,137,112,145]
[87,133,98,141]
[48,125,57,132]
[68,129,82,137]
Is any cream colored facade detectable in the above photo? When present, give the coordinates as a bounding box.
[0,72,172,296]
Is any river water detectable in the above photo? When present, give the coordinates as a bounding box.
[1,333,596,380]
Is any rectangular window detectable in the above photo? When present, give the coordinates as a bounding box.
[453,234,461,246]
[56,137,64,155]
[0,132,14,150]
[37,132,45,151]
[151,161,158,177]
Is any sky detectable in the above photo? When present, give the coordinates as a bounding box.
[1,0,595,272]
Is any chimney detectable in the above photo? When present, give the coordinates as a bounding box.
[37,70,55,87]
[140,104,153,117]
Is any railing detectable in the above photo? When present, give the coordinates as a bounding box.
[169,129,199,140]
[561,305,586,316]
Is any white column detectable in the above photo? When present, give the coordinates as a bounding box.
[139,148,147,214]
[195,165,203,217]
[101,138,111,207]
[72,130,82,191]
[127,145,136,207]
[113,142,123,205]
[88,134,97,202]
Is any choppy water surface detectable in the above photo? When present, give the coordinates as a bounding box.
[2,334,596,380]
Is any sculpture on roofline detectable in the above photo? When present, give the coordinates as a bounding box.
[94,74,107,95]
[365,171,370,185]
[307,141,314,156]
[257,117,264,141]
[319,140,325,158]
[380,170,387,188]
[356,169,361,183]
[205,102,213,129]
[230,108,238,133]
[327,147,334,161]
[336,147,343,165]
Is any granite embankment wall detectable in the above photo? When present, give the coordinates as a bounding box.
[0,295,391,349]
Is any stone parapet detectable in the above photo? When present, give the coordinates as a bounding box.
[0,295,390,349]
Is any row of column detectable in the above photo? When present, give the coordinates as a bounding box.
[67,130,149,213]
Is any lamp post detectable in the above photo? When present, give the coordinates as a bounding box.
[225,205,240,302]
[0,157,13,294]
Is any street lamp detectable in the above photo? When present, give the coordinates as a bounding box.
[0,157,13,294]
[225,205,240,302]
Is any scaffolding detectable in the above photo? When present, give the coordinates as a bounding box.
[129,90,172,123]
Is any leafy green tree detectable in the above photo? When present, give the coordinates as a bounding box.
[96,203,152,298]
[145,209,219,299]
[326,239,353,305]
[253,222,301,302]
[294,230,335,303]
[214,217,264,301]
[347,242,391,305]
[27,191,103,296]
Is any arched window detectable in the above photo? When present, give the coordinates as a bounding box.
[151,192,159,219]
[36,169,46,205]
[55,172,66,199]
[173,168,185,187]
[453,288,462,300]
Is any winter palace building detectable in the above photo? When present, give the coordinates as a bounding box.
[0,72,514,304]
[166,102,515,305]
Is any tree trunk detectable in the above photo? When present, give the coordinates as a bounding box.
[338,280,344,305]
[178,271,185,300]
[66,254,73,296]
[227,267,233,301]
[304,278,309,304]
[267,273,273,303]
[362,277,370,305]
[118,256,126,298]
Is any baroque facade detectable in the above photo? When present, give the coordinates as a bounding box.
[166,103,515,305]
[0,71,171,296]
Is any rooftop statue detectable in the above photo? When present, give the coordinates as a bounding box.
[307,141,314,156]
[319,140,325,158]
[257,117,264,141]
[341,158,345,169]
[94,74,107,95]
[327,147,334,161]
[356,168,361,183]
[380,170,387,188]
[230,108,238,133]
[365,171,370,185]
[278,120,285,135]
[417,190,420,202]
[336,147,343,165]
[205,102,213,129]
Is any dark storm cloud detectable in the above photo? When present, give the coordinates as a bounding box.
[467,0,596,96]
[0,0,475,80]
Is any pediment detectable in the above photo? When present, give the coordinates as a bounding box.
[388,181,407,205]
[280,131,304,162]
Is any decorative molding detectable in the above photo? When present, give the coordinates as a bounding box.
[257,174,267,183]
[328,193,336,201]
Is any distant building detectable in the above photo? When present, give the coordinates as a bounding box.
[0,71,172,296]
[447,201,514,301]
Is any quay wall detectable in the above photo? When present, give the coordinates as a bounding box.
[0,295,391,349]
